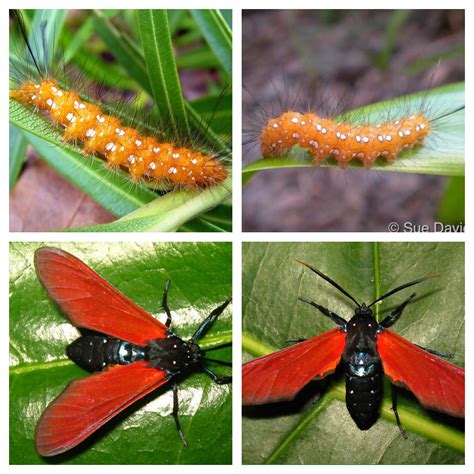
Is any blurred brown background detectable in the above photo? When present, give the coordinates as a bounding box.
[242,10,464,232]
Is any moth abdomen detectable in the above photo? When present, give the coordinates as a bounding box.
[66,335,146,372]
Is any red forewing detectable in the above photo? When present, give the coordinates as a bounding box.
[35,362,168,456]
[35,247,168,345]
[242,328,346,405]
[377,329,464,417]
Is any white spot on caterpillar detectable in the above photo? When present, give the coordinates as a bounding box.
[73,100,79,109]
[404,130,411,136]
[168,167,178,174]
[34,84,40,89]
[135,140,142,146]
[377,135,384,142]
[31,95,37,100]
[56,90,63,97]
[191,159,198,164]
[46,99,53,107]
[272,123,279,129]
[355,135,361,142]
[385,135,392,141]
[79,103,86,109]
[420,123,426,130]
[96,115,105,123]
[292,133,299,139]
[128,155,136,164]
[149,162,156,170]
[51,86,58,93]
[153,147,160,153]
[321,127,327,134]
[172,153,180,159]
[115,128,125,136]
[85,129,96,137]
[362,136,369,143]
[66,113,76,123]
[291,117,299,124]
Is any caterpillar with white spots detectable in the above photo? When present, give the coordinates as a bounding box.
[11,78,227,186]
[9,10,231,230]
[260,111,431,167]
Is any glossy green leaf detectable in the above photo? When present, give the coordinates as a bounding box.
[10,242,232,464]
[242,242,464,464]
[243,83,464,187]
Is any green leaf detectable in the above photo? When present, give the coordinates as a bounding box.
[437,176,465,225]
[9,100,156,218]
[243,83,464,186]
[29,10,67,70]
[242,242,464,464]
[190,10,232,77]
[9,124,27,190]
[63,176,231,232]
[92,10,152,94]
[10,242,232,464]
[138,10,190,136]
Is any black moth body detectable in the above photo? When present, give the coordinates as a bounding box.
[341,307,383,430]
[67,332,203,376]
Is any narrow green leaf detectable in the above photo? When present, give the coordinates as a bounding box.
[137,10,189,136]
[10,99,156,217]
[29,10,67,70]
[191,10,232,76]
[66,176,231,232]
[92,10,151,93]
[9,124,27,190]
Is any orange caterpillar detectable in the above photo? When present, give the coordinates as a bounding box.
[11,79,228,187]
[260,111,431,167]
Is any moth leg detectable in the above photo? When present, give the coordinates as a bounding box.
[415,345,453,359]
[191,297,232,342]
[379,293,416,328]
[285,338,307,344]
[391,385,408,439]
[172,382,188,447]
[161,280,172,328]
[298,297,347,327]
[201,364,232,384]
